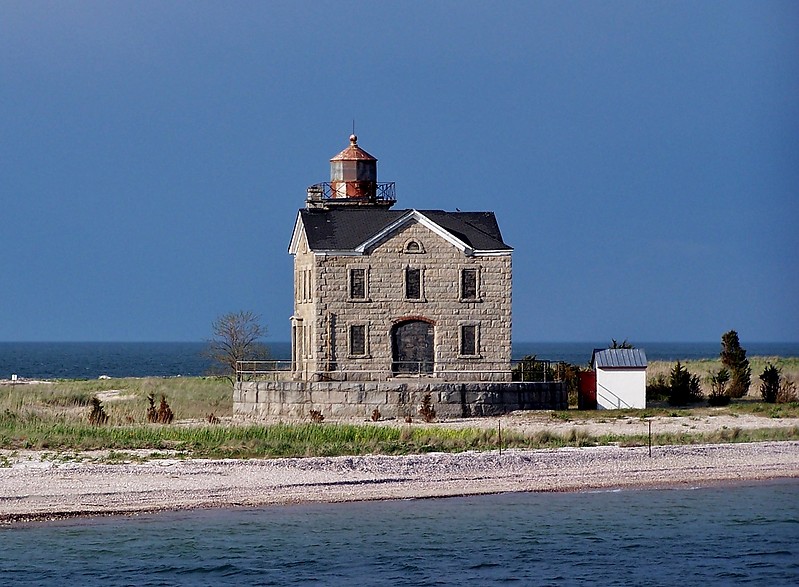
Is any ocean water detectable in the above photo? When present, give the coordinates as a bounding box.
[1,481,797,586]
[1,342,797,380]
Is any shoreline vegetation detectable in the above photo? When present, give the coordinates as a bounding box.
[1,357,798,523]
[0,357,797,459]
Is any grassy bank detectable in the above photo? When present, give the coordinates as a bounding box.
[1,416,798,461]
[1,365,798,460]
[0,377,231,424]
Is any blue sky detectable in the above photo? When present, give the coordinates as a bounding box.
[1,1,797,343]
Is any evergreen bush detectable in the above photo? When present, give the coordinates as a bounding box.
[721,330,751,398]
[759,364,780,403]
[708,368,731,406]
[646,374,670,402]
[668,362,703,406]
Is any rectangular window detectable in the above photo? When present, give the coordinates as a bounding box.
[460,325,477,356]
[405,268,421,300]
[461,268,478,300]
[297,268,313,303]
[349,324,366,356]
[349,268,366,300]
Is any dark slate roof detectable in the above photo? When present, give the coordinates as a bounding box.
[592,348,648,369]
[298,208,511,252]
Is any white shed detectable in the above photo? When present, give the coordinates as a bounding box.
[592,348,647,410]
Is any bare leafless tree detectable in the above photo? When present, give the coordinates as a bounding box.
[205,311,269,384]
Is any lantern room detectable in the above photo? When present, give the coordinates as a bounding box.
[330,134,377,199]
[305,135,396,209]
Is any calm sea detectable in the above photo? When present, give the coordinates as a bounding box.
[0,341,798,380]
[1,481,797,585]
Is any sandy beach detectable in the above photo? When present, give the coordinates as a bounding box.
[2,439,797,525]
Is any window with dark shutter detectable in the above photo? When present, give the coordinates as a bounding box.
[461,268,477,300]
[460,325,477,356]
[350,325,366,356]
[350,268,365,300]
[405,268,421,300]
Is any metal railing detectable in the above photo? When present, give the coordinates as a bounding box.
[306,182,396,203]
[236,358,566,383]
[236,360,292,382]
[511,359,569,382]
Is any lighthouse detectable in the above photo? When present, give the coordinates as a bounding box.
[233,135,568,420]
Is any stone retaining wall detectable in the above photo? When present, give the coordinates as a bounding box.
[234,380,567,420]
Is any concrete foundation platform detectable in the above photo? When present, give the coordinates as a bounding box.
[234,379,567,420]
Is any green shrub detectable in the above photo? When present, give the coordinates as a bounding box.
[721,330,751,398]
[668,362,703,406]
[708,368,731,407]
[646,374,670,402]
[759,364,780,403]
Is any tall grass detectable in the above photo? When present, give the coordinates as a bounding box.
[0,377,231,424]
[647,357,799,398]
[2,412,797,459]
[2,375,798,460]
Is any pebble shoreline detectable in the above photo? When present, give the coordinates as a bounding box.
[1,441,797,524]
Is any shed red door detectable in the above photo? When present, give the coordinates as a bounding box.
[578,371,597,410]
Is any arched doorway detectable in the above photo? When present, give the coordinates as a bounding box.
[391,319,434,375]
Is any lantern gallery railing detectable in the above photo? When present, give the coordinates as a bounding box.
[305,182,396,203]
[235,359,566,382]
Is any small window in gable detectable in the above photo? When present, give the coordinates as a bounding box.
[405,268,422,300]
[403,240,424,254]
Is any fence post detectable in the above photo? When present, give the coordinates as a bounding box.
[498,419,502,456]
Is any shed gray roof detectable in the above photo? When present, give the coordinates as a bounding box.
[593,348,648,369]
[296,208,511,252]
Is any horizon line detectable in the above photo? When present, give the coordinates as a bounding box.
[1,340,798,345]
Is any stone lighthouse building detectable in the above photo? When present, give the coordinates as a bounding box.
[288,135,513,382]
[234,136,566,419]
